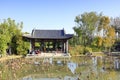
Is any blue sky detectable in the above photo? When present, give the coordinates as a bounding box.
[0,0,120,34]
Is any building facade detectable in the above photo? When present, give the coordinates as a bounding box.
[23,29,73,54]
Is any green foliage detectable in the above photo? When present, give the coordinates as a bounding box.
[98,16,116,51]
[72,12,117,52]
[91,36,103,47]
[84,47,92,54]
[91,47,101,52]
[16,35,30,56]
[69,45,92,55]
[68,36,80,46]
[0,18,21,54]
[14,35,30,55]
[69,45,84,55]
[0,35,8,54]
[73,12,102,46]
[0,18,29,55]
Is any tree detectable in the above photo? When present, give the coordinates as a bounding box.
[111,17,120,33]
[0,18,29,55]
[98,16,116,51]
[15,35,30,55]
[73,27,82,45]
[73,12,102,46]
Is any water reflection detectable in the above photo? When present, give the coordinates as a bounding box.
[42,57,53,64]
[92,57,97,66]
[32,78,62,80]
[64,76,79,80]
[23,77,62,80]
[22,77,32,80]
[25,77,79,80]
[67,62,77,74]
[22,76,79,80]
[114,58,120,69]
[49,58,53,64]
[57,60,63,66]
[20,56,120,80]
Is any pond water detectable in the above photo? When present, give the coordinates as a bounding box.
[1,56,120,80]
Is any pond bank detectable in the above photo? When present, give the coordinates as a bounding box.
[0,52,105,61]
[25,53,71,58]
[0,51,119,62]
[72,52,106,57]
[0,55,22,61]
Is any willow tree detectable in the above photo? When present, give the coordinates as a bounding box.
[73,12,102,46]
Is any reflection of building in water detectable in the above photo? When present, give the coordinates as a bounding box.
[42,57,53,64]
[114,59,120,69]
[67,62,78,74]
[57,60,63,66]
[64,76,79,80]
[22,77,32,80]
[92,57,98,72]
[92,57,97,66]
[49,57,53,64]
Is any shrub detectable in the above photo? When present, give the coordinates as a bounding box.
[84,47,92,54]
[92,47,101,52]
[69,45,84,55]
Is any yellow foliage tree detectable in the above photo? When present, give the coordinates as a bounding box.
[98,16,116,51]
[97,36,103,47]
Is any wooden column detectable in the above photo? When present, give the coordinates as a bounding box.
[66,40,68,53]
[60,42,62,52]
[31,39,35,51]
[30,40,32,52]
[61,41,64,53]
[64,42,66,53]
[53,41,56,51]
[48,41,50,52]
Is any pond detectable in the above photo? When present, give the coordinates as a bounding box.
[1,56,120,80]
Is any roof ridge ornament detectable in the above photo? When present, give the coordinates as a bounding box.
[62,28,66,35]
[32,28,36,37]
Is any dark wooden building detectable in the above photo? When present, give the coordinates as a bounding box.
[23,29,73,53]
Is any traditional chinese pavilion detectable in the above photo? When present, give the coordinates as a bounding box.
[23,29,73,54]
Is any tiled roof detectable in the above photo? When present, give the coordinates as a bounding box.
[23,29,73,39]
[31,29,73,39]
